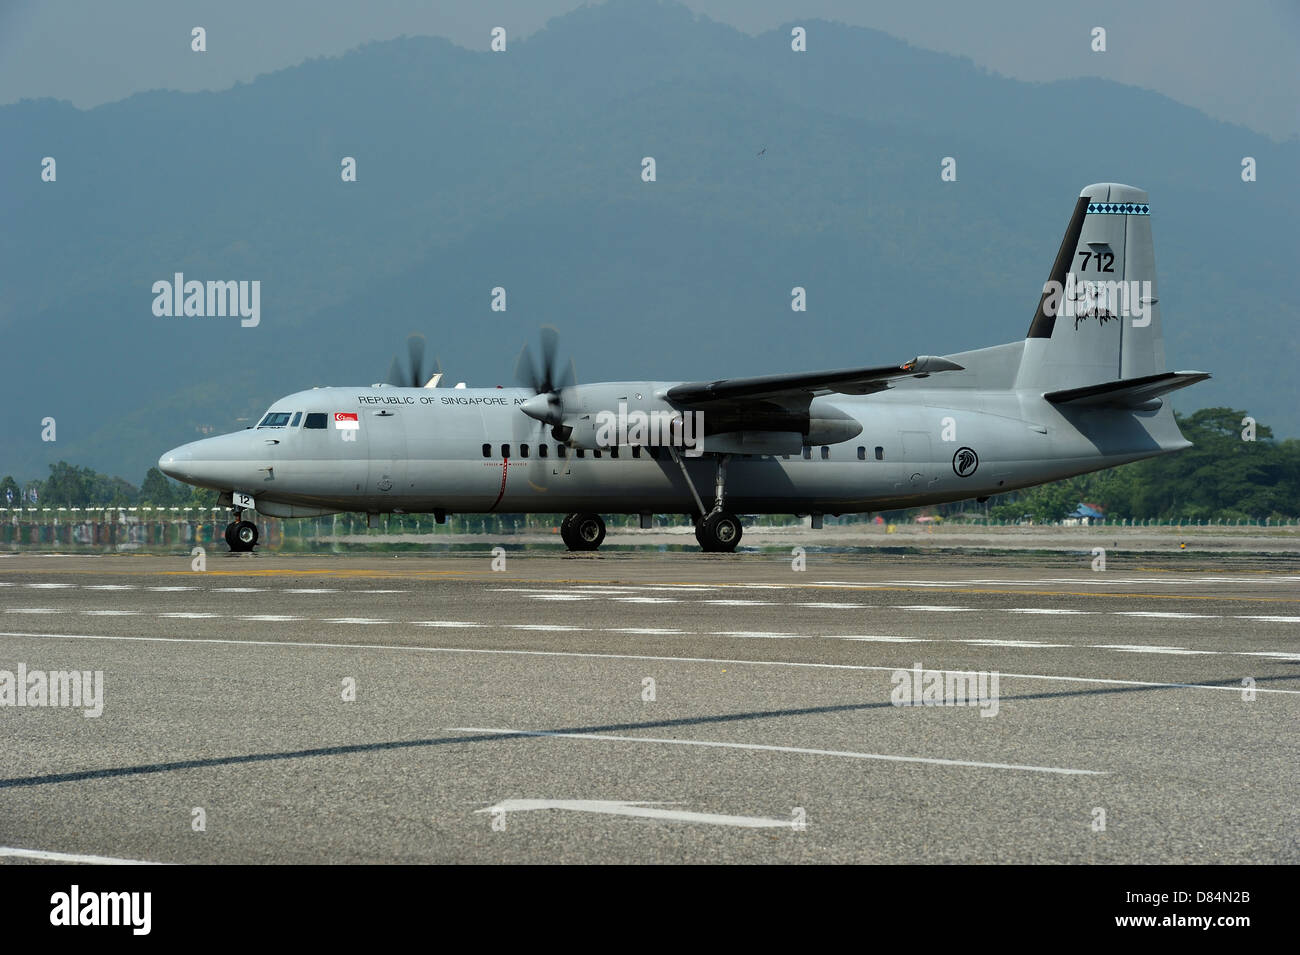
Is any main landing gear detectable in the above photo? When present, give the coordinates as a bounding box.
[223,508,259,552]
[560,513,606,551]
[671,450,742,553]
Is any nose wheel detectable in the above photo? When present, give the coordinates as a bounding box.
[560,513,605,551]
[224,510,259,552]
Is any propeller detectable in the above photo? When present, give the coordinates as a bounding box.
[385,334,443,388]
[515,325,577,432]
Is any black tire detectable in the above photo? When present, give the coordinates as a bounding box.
[569,513,605,551]
[223,522,238,549]
[698,510,742,552]
[231,519,258,552]
[559,513,577,549]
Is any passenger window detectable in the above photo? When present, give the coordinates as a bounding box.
[821,446,829,460]
[609,447,618,458]
[875,446,884,460]
[593,449,602,458]
[290,412,302,428]
[304,413,328,429]
[631,446,641,459]
[482,444,491,458]
[521,444,529,458]
[576,448,585,458]
[857,446,865,460]
[557,445,567,458]
[802,447,811,460]
[539,444,548,458]
[501,444,510,458]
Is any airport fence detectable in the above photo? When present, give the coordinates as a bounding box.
[1,507,1295,554]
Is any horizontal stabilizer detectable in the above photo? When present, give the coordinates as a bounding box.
[1044,371,1210,408]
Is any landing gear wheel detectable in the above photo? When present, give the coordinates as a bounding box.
[566,513,605,551]
[229,520,258,552]
[697,510,742,553]
[559,513,578,549]
[223,522,238,549]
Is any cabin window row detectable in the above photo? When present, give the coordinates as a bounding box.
[478,444,887,460]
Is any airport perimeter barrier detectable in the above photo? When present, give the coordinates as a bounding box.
[0,507,1294,554]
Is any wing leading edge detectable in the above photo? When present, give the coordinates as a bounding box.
[665,355,964,407]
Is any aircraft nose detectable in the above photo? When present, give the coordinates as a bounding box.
[158,445,192,480]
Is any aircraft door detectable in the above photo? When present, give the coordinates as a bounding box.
[366,409,409,506]
[898,431,934,490]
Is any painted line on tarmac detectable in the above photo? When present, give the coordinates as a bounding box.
[1,630,1297,695]
[449,727,1104,776]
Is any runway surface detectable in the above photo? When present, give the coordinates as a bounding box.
[1,551,1296,864]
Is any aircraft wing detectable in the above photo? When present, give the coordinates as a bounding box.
[665,355,964,409]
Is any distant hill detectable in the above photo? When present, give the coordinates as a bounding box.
[2,0,1295,483]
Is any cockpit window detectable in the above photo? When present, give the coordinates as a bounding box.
[258,412,292,428]
[304,413,328,429]
[290,412,302,427]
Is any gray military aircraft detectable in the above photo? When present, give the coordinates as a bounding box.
[159,183,1208,553]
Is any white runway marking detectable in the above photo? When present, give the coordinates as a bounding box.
[356,589,408,594]
[530,595,594,601]
[82,585,137,590]
[1094,645,1217,656]
[281,588,339,594]
[24,583,73,589]
[703,599,775,606]
[961,639,1070,648]
[80,610,140,616]
[510,624,589,631]
[832,635,926,643]
[1237,616,1300,623]
[606,627,686,635]
[612,597,678,604]
[146,586,196,591]
[157,612,221,619]
[213,587,265,593]
[238,615,305,622]
[894,605,975,612]
[1005,608,1093,614]
[4,608,66,614]
[324,618,390,625]
[709,631,806,639]
[414,621,486,628]
[450,727,1105,776]
[3,630,1296,694]
[0,845,167,866]
[475,798,792,829]
[795,602,868,609]
[1115,612,1219,619]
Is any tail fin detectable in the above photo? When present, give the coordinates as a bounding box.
[1016,183,1166,391]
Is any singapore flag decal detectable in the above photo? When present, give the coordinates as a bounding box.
[334,412,359,430]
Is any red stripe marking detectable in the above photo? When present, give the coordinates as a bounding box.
[488,457,509,512]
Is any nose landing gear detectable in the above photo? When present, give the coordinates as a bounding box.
[223,508,259,552]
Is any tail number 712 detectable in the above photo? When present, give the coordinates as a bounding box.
[1077,251,1114,272]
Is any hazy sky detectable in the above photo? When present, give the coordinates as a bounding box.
[1,0,1296,140]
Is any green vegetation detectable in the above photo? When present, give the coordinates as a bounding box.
[981,408,1296,523]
